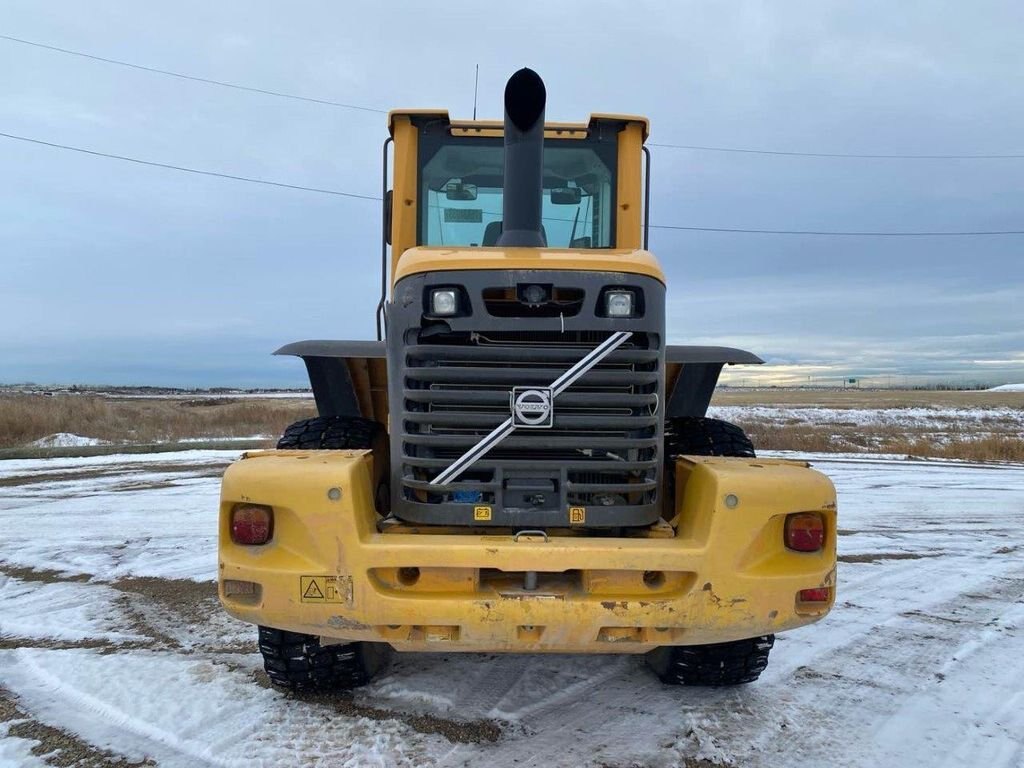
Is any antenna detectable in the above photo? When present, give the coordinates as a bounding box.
[473,64,479,120]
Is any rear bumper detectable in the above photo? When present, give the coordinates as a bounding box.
[218,450,837,653]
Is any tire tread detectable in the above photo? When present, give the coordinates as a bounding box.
[664,416,756,460]
[276,416,381,451]
[648,635,775,686]
[257,625,386,691]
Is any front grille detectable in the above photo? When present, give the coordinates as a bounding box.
[398,331,662,522]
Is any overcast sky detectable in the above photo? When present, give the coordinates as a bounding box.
[2,1,1022,387]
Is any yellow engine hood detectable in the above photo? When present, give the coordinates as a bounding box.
[393,246,666,284]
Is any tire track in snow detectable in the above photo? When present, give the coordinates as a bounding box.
[6,651,231,767]
[676,565,1024,768]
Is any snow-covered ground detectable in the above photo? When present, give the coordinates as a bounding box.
[708,404,1024,430]
[1,450,1023,767]
[989,383,1024,392]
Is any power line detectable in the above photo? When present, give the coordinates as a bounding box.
[3,129,1024,236]
[648,223,1024,236]
[0,33,386,114]
[648,141,1024,160]
[5,33,1023,161]
[0,131,379,200]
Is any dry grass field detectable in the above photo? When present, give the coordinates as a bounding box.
[0,387,1020,461]
[711,388,1024,461]
[0,393,315,450]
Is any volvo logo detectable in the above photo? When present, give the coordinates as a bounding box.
[511,387,554,429]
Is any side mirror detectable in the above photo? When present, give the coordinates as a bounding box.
[550,187,582,205]
[445,182,478,201]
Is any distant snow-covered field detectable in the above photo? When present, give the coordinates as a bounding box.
[707,397,1023,460]
[709,404,1024,431]
[2,448,1023,766]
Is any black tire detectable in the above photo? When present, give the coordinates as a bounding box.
[258,626,390,691]
[265,415,392,691]
[664,416,756,460]
[277,415,382,450]
[646,635,774,686]
[655,417,768,686]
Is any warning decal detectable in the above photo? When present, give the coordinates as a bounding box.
[474,506,492,521]
[303,580,324,599]
[299,575,351,604]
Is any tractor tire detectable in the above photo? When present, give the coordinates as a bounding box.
[645,635,775,686]
[276,415,382,450]
[263,415,392,691]
[664,416,756,460]
[258,626,390,691]
[654,417,769,685]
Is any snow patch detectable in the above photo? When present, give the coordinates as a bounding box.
[0,721,48,768]
[707,405,1024,429]
[0,649,435,768]
[0,577,143,644]
[987,382,1024,392]
[29,433,109,448]
[176,435,271,443]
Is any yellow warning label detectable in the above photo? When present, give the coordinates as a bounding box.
[569,506,586,524]
[473,505,492,521]
[300,575,350,604]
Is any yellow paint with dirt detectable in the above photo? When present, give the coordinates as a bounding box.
[219,450,837,653]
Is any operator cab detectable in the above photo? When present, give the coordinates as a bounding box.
[384,110,651,275]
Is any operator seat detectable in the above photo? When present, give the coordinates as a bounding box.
[481,221,548,246]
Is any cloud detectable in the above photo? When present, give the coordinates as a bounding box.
[0,1,1022,386]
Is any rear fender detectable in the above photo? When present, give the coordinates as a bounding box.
[664,346,763,417]
[274,340,388,423]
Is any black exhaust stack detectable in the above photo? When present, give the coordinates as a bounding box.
[496,68,547,248]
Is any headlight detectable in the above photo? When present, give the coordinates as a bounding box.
[430,288,459,316]
[605,290,635,318]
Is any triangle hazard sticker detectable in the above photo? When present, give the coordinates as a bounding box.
[303,579,325,600]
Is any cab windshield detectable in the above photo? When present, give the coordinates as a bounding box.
[418,137,616,248]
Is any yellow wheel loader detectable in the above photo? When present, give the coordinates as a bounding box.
[219,69,837,690]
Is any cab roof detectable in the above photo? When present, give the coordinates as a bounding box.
[387,110,650,141]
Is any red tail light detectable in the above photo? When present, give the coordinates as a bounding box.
[230,504,273,545]
[785,513,825,552]
[798,587,831,603]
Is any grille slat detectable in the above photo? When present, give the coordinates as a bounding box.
[402,457,657,471]
[405,434,658,449]
[404,412,658,429]
[407,344,659,364]
[406,367,659,386]
[403,389,658,408]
